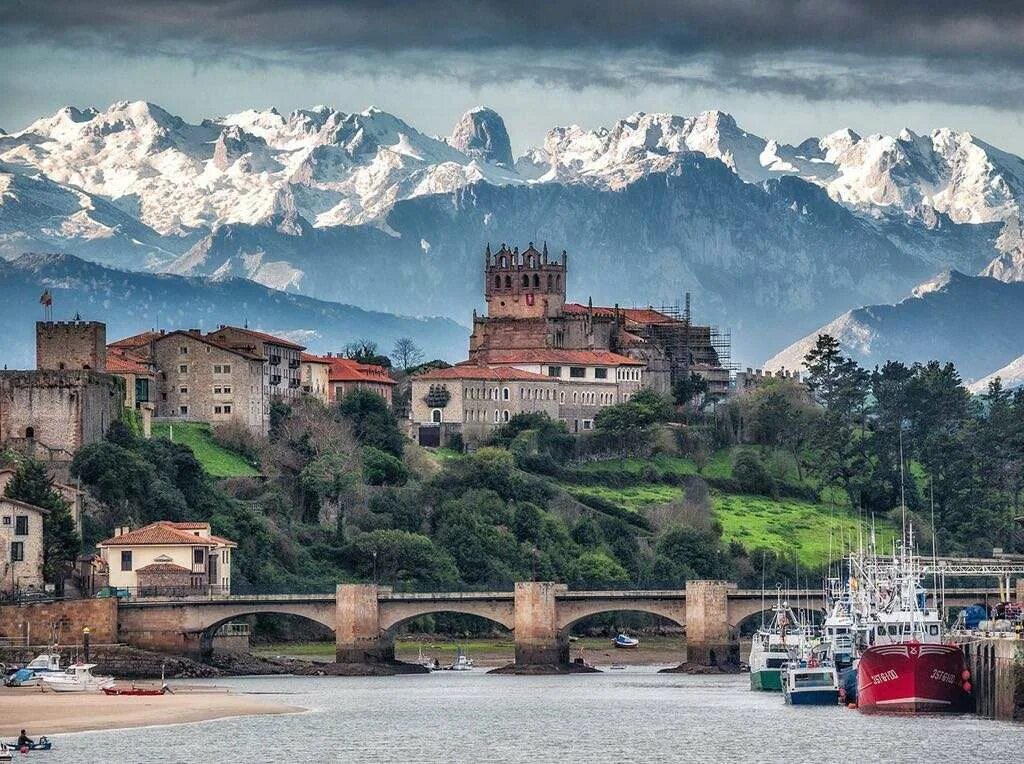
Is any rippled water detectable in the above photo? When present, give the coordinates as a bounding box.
[53,668,1020,763]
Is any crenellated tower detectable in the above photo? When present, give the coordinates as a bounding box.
[484,241,566,319]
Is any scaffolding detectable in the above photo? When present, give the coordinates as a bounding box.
[648,292,734,395]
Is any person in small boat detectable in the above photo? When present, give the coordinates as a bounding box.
[17,731,34,748]
[433,658,441,670]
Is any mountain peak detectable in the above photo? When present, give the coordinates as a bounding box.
[449,106,513,167]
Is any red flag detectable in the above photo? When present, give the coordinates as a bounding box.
[39,290,52,306]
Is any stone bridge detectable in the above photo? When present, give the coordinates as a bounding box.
[112,581,1011,668]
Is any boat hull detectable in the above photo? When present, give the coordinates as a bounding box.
[784,688,840,706]
[750,669,782,691]
[857,642,968,714]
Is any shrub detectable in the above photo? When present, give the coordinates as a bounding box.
[732,449,773,495]
[362,446,409,486]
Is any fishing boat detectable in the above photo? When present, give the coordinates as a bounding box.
[4,668,41,687]
[41,663,114,693]
[782,647,840,706]
[24,652,63,675]
[749,598,813,691]
[447,649,474,671]
[612,633,639,649]
[0,743,11,762]
[855,537,970,714]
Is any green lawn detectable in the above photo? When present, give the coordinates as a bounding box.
[152,421,260,478]
[714,493,895,569]
[562,482,684,510]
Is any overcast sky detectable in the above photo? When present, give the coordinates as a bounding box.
[3,1,1024,153]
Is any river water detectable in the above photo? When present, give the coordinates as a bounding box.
[53,668,1020,763]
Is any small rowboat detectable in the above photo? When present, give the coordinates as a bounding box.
[103,684,170,696]
[3,737,52,752]
[612,633,639,649]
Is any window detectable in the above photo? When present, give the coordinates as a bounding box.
[223,404,232,414]
[178,364,188,374]
[582,419,593,430]
[493,409,499,423]
[521,274,529,287]
[193,548,205,566]
[572,392,578,403]
[135,377,149,403]
[560,391,565,403]
[547,366,561,377]
[213,364,232,374]
[502,387,510,400]
[432,409,442,423]
[569,366,585,378]
[179,405,188,415]
[547,274,553,289]
[24,426,34,439]
[14,516,28,536]
[10,542,24,562]
[222,549,230,564]
[179,386,188,394]
[532,274,540,287]
[179,345,188,355]
[494,275,501,289]
[595,367,608,379]
[1,516,9,525]
[213,385,232,394]
[504,275,511,288]
[503,409,510,422]
[120,550,132,571]
[214,405,223,414]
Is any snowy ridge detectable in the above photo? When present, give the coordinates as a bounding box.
[969,354,1024,393]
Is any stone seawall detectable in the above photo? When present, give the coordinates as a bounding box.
[0,598,118,645]
[961,639,1024,723]
[0,645,219,679]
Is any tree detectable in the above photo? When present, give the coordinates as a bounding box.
[390,337,424,370]
[673,372,709,407]
[732,449,772,495]
[342,339,392,368]
[335,389,404,458]
[3,458,80,588]
[595,389,674,432]
[803,334,868,420]
[361,446,409,486]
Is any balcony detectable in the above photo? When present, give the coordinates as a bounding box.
[268,355,281,366]
[269,375,282,385]
[288,359,300,370]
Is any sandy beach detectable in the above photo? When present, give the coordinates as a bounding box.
[0,685,303,737]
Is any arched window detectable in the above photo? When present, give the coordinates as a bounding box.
[573,391,578,404]
[503,410,510,422]
[431,409,442,423]
[24,426,35,439]
[504,275,511,288]
[494,275,501,289]
[502,387,510,400]
[500,256,507,267]
[560,391,565,403]
[493,409,500,423]
[547,274,553,289]
[555,275,561,289]
[527,255,534,267]
[532,274,540,287]
[521,274,529,287]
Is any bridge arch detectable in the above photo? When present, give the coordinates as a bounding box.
[378,602,515,633]
[195,607,336,655]
[556,601,686,633]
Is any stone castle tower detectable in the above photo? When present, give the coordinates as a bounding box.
[36,319,107,371]
[484,242,566,319]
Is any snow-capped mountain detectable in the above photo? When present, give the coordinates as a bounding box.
[0,252,467,367]
[4,100,1024,364]
[969,354,1024,393]
[763,270,1024,381]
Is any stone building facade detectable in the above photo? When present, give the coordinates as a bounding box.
[149,331,267,434]
[300,353,332,403]
[0,497,49,594]
[469,243,729,396]
[36,320,107,371]
[205,325,305,407]
[0,370,122,457]
[0,468,84,536]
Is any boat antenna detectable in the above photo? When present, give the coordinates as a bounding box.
[898,424,907,545]
[760,551,767,629]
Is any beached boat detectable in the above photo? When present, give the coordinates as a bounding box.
[4,668,42,687]
[612,633,639,649]
[41,663,114,693]
[447,649,474,671]
[102,685,168,696]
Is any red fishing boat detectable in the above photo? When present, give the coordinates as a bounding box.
[854,526,970,714]
[102,684,169,696]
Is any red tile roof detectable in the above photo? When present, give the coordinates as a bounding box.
[324,357,396,385]
[105,349,152,376]
[135,562,191,574]
[416,365,553,382]
[109,330,164,350]
[210,325,306,351]
[563,303,681,325]
[154,331,265,361]
[475,349,644,366]
[98,521,220,547]
[300,353,333,365]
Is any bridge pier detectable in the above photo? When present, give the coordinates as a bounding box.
[685,580,738,667]
[335,584,394,663]
[514,582,569,667]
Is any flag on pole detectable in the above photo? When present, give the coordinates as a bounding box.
[39,290,52,306]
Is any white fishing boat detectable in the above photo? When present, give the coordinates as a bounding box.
[24,652,64,675]
[749,597,815,691]
[41,663,114,693]
[782,643,840,706]
[448,649,474,671]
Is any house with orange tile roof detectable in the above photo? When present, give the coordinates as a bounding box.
[299,353,332,403]
[98,520,236,596]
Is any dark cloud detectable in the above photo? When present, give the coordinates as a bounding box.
[4,0,1024,109]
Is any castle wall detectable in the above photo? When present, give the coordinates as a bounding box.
[0,371,122,455]
[36,321,107,371]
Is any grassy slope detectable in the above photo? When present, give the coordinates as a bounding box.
[565,450,894,568]
[152,422,259,478]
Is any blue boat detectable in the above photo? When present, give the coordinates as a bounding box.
[782,659,840,706]
[4,737,52,752]
[612,633,639,649]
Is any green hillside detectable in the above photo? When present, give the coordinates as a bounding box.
[152,421,259,478]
